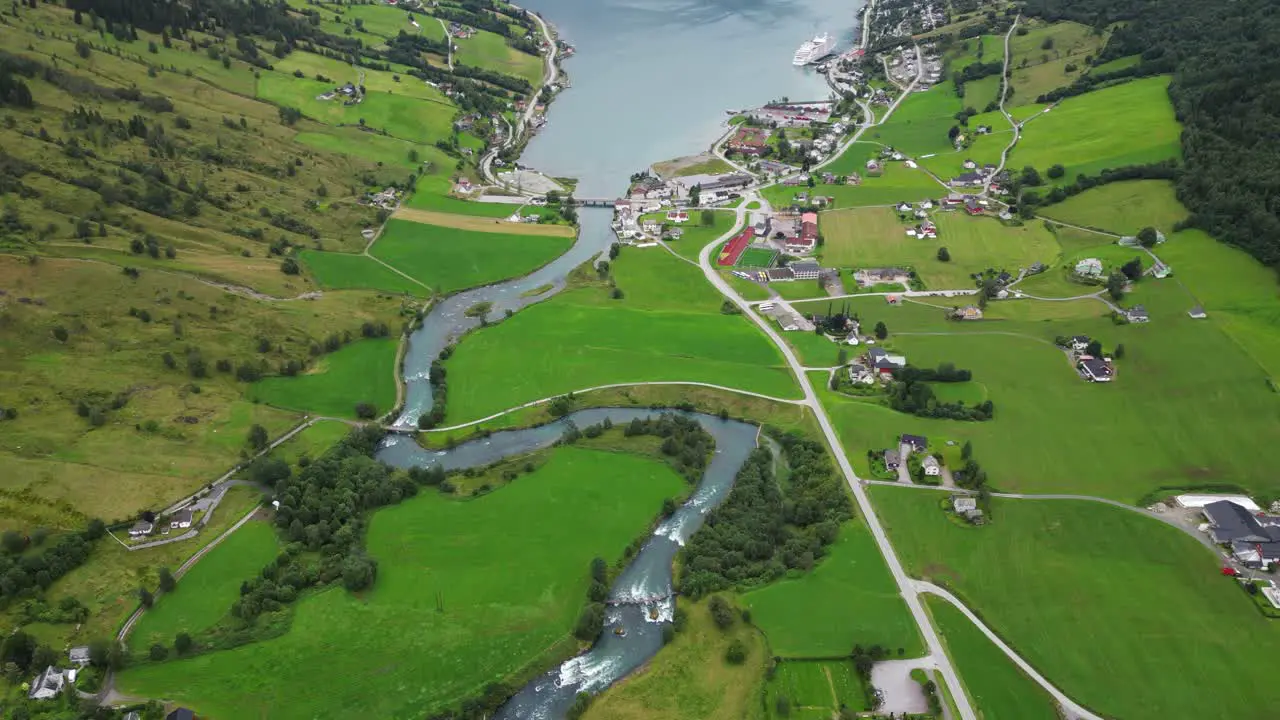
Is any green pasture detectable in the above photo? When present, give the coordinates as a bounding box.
[1040,180,1188,235]
[250,338,399,418]
[128,521,280,650]
[1009,76,1181,183]
[118,447,685,719]
[256,71,455,146]
[404,190,526,217]
[455,29,543,85]
[658,210,737,262]
[441,249,800,423]
[871,487,1280,720]
[369,219,573,293]
[764,166,944,210]
[822,141,883,176]
[766,660,867,719]
[1007,21,1107,104]
[926,597,1060,720]
[865,83,964,157]
[1089,54,1141,75]
[744,522,922,657]
[299,250,429,295]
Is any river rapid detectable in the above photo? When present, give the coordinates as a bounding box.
[387,0,865,714]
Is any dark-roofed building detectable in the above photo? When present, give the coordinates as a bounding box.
[1202,501,1280,568]
[901,434,928,452]
[883,449,901,470]
[766,267,795,282]
[170,508,194,529]
[166,708,196,720]
[790,261,822,280]
[1126,305,1150,323]
[1078,356,1113,382]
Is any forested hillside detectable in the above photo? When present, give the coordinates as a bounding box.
[1023,0,1280,267]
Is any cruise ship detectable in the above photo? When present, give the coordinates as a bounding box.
[793,32,835,66]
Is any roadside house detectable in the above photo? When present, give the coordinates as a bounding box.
[1188,305,1207,319]
[28,666,66,700]
[1078,356,1114,383]
[953,306,983,320]
[170,508,194,529]
[1202,500,1280,568]
[953,496,977,513]
[1125,305,1150,323]
[68,647,90,667]
[901,434,928,453]
[128,519,153,538]
[883,449,901,470]
[922,456,941,476]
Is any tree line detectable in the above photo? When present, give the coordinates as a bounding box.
[0,519,105,605]
[885,364,993,421]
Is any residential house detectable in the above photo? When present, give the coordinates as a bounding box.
[1078,356,1113,383]
[964,199,983,216]
[169,508,194,529]
[950,172,984,187]
[901,434,928,453]
[953,496,978,513]
[1070,335,1091,352]
[68,647,90,667]
[665,228,683,240]
[867,347,907,376]
[896,202,913,213]
[642,221,660,235]
[166,709,196,720]
[953,306,983,320]
[1201,500,1280,569]
[1188,305,1207,319]
[1125,305,1150,323]
[961,159,977,170]
[665,211,688,224]
[28,666,66,700]
[883,449,901,471]
[128,519,153,538]
[124,713,142,720]
[848,363,874,385]
[865,159,882,174]
[790,261,822,280]
[1074,258,1103,278]
[919,199,933,210]
[922,456,941,476]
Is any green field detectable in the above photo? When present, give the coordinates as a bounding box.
[250,338,399,418]
[266,419,352,467]
[1040,180,1188,235]
[128,520,279,650]
[118,447,686,719]
[766,659,867,719]
[814,281,1280,501]
[455,29,544,86]
[870,487,1280,720]
[300,250,429,295]
[1006,21,1108,105]
[744,522,922,657]
[441,248,800,422]
[864,83,964,157]
[404,190,527,217]
[926,597,1060,720]
[737,247,778,267]
[765,165,945,210]
[819,208,1059,287]
[582,599,767,720]
[369,219,573,293]
[1009,76,1181,182]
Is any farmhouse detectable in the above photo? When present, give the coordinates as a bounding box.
[170,508,193,529]
[1125,305,1150,323]
[1188,305,1207,319]
[1071,335,1091,352]
[1201,500,1280,569]
[128,519,153,537]
[867,347,907,375]
[1075,258,1103,278]
[28,666,66,700]
[953,306,983,320]
[848,363,875,385]
[68,647,90,667]
[1078,356,1114,383]
[953,496,977,513]
[922,456,941,476]
[950,172,984,187]
[901,434,928,453]
[883,449,901,471]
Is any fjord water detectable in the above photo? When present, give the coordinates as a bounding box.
[377,410,759,719]
[394,0,863,428]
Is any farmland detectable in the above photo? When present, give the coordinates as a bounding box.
[369,219,574,294]
[765,660,867,719]
[298,250,429,295]
[581,599,767,720]
[128,520,280,650]
[863,82,964,157]
[249,338,400,419]
[1009,76,1181,182]
[118,447,686,719]
[764,165,945,209]
[871,487,1280,720]
[744,522,922,658]
[440,248,800,423]
[926,598,1060,720]
[1040,180,1188,235]
[1006,21,1108,104]
[818,209,1059,287]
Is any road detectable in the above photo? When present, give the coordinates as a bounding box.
[986,14,1021,194]
[479,5,559,189]
[696,200,976,720]
[437,18,454,71]
[914,580,1103,720]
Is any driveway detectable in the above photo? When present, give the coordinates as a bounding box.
[871,659,930,714]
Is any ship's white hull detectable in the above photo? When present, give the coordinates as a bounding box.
[792,33,835,66]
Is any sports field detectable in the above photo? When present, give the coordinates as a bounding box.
[870,487,1280,720]
[1009,76,1181,183]
[250,338,399,418]
[441,248,800,422]
[744,522,922,657]
[118,447,686,719]
[393,207,575,237]
[370,219,574,293]
[926,597,1060,720]
[299,250,429,295]
[819,209,1059,287]
[582,598,766,720]
[128,520,279,650]
[736,247,778,267]
[765,659,866,719]
[1039,180,1187,235]
[815,281,1280,501]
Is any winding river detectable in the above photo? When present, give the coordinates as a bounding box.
[377,409,759,718]
[386,0,867,713]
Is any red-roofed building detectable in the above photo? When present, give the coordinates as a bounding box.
[799,211,818,248]
[718,229,754,266]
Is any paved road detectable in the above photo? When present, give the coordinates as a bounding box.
[913,580,1104,720]
[986,15,1021,194]
[480,5,558,189]
[421,380,808,432]
[696,201,977,720]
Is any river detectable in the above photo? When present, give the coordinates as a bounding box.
[377,409,759,719]
[393,0,865,429]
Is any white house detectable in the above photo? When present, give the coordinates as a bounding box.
[1074,258,1103,278]
[922,456,941,476]
[1070,335,1091,352]
[28,666,66,700]
[953,496,978,513]
[68,647,90,667]
[128,519,153,538]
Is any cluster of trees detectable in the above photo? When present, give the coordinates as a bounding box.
[417,348,451,429]
[952,440,990,492]
[620,414,714,484]
[885,365,993,421]
[0,520,105,605]
[680,432,851,597]
[0,57,35,109]
[1023,0,1280,268]
[1018,161,1179,214]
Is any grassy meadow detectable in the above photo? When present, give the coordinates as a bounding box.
[765,165,945,210]
[369,218,574,293]
[582,599,767,720]
[299,249,430,295]
[1009,76,1181,182]
[864,82,964,157]
[250,338,399,418]
[441,248,801,423]
[1040,180,1188,235]
[744,522,922,658]
[128,520,280,650]
[1006,21,1108,104]
[765,660,867,719]
[926,597,1061,720]
[118,447,685,719]
[871,487,1280,720]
